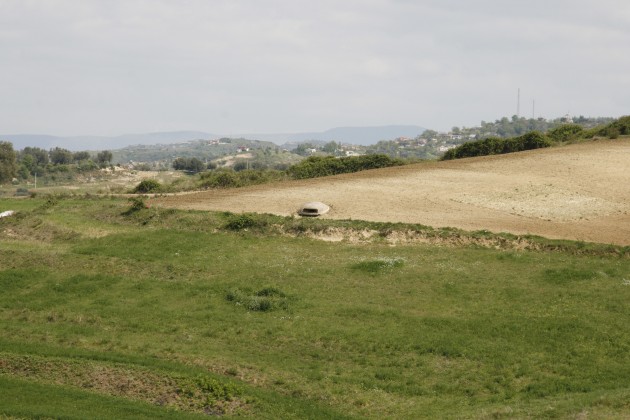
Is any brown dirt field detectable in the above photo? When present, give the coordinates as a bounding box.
[153,139,630,246]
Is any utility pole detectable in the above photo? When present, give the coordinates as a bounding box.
[516,88,520,118]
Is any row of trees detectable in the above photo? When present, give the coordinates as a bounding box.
[172,157,208,173]
[0,141,113,183]
[440,116,630,161]
[436,116,616,142]
[441,132,552,160]
[287,154,404,179]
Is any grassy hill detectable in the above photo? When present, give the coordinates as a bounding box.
[1,196,629,418]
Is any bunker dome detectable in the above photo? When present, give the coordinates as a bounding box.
[297,202,330,217]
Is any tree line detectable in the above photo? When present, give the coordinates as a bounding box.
[441,116,630,161]
[0,142,113,184]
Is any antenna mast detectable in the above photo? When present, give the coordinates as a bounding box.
[532,99,535,119]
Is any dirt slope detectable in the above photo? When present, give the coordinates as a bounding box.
[154,139,630,245]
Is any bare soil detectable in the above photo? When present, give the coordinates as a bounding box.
[154,139,630,246]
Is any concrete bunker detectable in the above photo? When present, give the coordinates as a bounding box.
[298,202,330,217]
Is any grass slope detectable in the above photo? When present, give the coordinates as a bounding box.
[1,196,629,418]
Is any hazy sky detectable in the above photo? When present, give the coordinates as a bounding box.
[1,0,629,136]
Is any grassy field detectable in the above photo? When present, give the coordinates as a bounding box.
[1,196,629,418]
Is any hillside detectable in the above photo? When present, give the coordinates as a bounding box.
[154,139,630,245]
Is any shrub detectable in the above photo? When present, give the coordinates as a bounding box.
[589,115,630,139]
[288,154,404,179]
[198,169,285,189]
[15,187,30,197]
[547,124,585,142]
[199,171,240,189]
[226,287,289,312]
[223,213,266,231]
[133,179,162,193]
[441,131,551,160]
[126,197,148,213]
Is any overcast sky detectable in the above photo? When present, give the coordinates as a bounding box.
[1,0,629,136]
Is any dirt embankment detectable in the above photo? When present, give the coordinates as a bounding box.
[153,139,630,246]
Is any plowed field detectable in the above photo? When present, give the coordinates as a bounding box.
[154,139,630,245]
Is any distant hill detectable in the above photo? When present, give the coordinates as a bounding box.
[251,125,427,145]
[0,131,218,151]
[1,125,426,151]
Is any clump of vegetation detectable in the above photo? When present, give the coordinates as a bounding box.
[125,197,148,213]
[351,257,405,275]
[226,287,289,312]
[172,157,207,173]
[441,131,552,160]
[177,374,243,411]
[197,169,285,189]
[15,187,30,197]
[595,115,630,138]
[547,124,585,142]
[223,212,267,231]
[288,154,404,179]
[133,179,162,193]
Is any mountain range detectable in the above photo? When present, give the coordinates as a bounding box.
[1,125,426,151]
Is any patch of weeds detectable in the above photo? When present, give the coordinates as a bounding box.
[351,257,405,275]
[226,287,290,312]
[177,374,243,412]
[540,268,595,285]
[124,197,148,215]
[223,212,267,231]
[33,196,59,213]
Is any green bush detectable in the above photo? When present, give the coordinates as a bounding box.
[198,169,285,189]
[126,197,148,213]
[133,179,162,193]
[15,187,30,197]
[223,213,268,231]
[547,124,585,142]
[595,115,630,138]
[441,131,551,160]
[288,154,404,179]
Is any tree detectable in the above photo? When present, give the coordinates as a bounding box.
[295,142,316,156]
[187,158,205,173]
[0,141,17,183]
[96,150,113,167]
[173,157,205,173]
[233,160,248,172]
[21,147,49,167]
[49,147,73,165]
[73,151,91,162]
[421,129,438,139]
[322,141,340,154]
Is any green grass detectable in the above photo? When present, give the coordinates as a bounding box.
[1,196,629,418]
